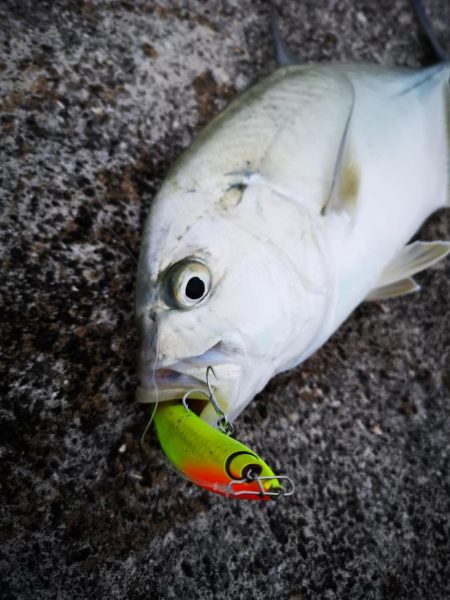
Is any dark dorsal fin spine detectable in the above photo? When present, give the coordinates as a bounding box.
[270,7,298,66]
[410,0,448,62]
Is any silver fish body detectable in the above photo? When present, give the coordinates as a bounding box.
[136,62,450,423]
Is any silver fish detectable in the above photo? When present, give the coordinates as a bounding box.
[136,6,450,425]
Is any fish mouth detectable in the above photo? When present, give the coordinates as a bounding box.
[136,368,209,404]
[137,342,239,421]
[136,368,219,421]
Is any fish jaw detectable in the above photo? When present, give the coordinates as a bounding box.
[136,366,210,403]
[136,333,244,422]
[137,351,265,426]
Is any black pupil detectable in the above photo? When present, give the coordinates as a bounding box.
[185,277,205,300]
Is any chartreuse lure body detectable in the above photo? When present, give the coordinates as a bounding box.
[154,401,289,500]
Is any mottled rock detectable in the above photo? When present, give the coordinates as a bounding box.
[1,1,450,599]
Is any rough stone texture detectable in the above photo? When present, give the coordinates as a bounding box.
[1,1,450,599]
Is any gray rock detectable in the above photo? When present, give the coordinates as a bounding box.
[1,1,449,599]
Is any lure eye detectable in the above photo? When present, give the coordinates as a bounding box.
[225,450,263,481]
[164,259,212,309]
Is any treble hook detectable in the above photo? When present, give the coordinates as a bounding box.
[182,388,210,411]
[206,366,220,410]
[180,367,234,436]
[206,366,234,436]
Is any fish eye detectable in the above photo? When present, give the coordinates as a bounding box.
[164,259,212,309]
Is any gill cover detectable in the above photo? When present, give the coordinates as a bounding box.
[153,401,289,500]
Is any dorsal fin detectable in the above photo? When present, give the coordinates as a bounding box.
[366,240,450,301]
[270,8,298,66]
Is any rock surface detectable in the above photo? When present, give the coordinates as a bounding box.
[1,1,450,598]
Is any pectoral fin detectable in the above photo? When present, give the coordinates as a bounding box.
[366,240,450,301]
[379,241,450,285]
[260,70,356,217]
[365,278,420,301]
[320,86,357,219]
[319,80,361,223]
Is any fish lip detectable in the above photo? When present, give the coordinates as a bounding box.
[153,367,206,389]
[137,342,241,422]
[138,341,235,397]
[137,368,209,403]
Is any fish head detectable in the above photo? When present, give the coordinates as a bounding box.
[136,173,330,424]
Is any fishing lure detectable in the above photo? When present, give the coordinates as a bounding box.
[153,397,293,500]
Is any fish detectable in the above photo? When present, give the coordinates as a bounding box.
[136,4,450,430]
[153,399,293,500]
